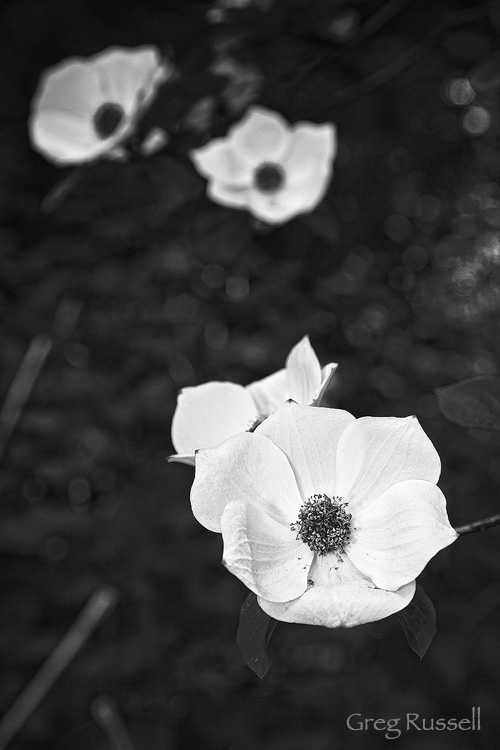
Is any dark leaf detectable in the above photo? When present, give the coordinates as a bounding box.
[435,376,500,432]
[190,207,251,261]
[469,50,500,91]
[237,592,277,678]
[300,201,339,243]
[443,31,490,63]
[396,584,436,660]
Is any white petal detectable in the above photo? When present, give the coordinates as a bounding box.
[245,185,312,224]
[285,335,322,405]
[221,495,313,602]
[190,139,252,184]
[256,401,355,501]
[229,106,292,167]
[91,46,162,116]
[286,167,333,212]
[258,555,415,627]
[312,363,339,406]
[29,110,104,164]
[171,382,258,456]
[191,431,303,532]
[284,123,337,188]
[245,368,288,415]
[206,181,251,210]
[348,479,458,590]
[32,59,102,120]
[336,416,442,514]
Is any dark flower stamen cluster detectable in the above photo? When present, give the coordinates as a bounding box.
[291,494,352,558]
[253,162,285,193]
[93,103,125,139]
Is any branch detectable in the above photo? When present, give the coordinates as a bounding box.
[92,696,136,750]
[0,586,118,750]
[294,2,490,103]
[41,166,87,213]
[334,3,490,101]
[346,0,416,48]
[455,513,500,535]
[0,297,82,460]
[0,334,52,460]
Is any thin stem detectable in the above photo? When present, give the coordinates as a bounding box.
[334,3,490,101]
[0,334,52,460]
[92,696,136,750]
[0,586,118,750]
[0,297,82,460]
[455,514,500,535]
[346,0,416,48]
[41,166,86,213]
[297,2,490,103]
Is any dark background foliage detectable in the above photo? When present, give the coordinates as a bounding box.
[1,0,500,747]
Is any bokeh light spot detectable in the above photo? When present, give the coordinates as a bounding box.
[462,106,491,135]
[446,78,475,106]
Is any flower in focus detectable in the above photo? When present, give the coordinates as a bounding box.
[29,46,170,165]
[190,401,457,628]
[170,335,337,465]
[190,106,336,224]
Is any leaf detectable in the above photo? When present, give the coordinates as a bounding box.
[237,592,277,678]
[435,376,500,432]
[190,208,251,261]
[396,584,436,660]
[443,31,490,63]
[300,201,339,243]
[469,51,500,91]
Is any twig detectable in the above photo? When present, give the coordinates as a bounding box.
[92,696,136,750]
[455,513,500,535]
[334,3,490,101]
[0,334,52,460]
[0,296,83,460]
[346,0,416,48]
[0,586,118,750]
[296,2,490,103]
[41,166,86,214]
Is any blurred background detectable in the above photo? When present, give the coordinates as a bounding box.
[1,0,500,747]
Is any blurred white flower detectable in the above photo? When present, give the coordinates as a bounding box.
[191,401,458,628]
[190,106,336,224]
[170,335,337,465]
[140,126,169,156]
[29,46,170,165]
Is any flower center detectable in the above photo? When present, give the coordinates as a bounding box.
[93,103,125,139]
[253,162,285,193]
[291,494,352,558]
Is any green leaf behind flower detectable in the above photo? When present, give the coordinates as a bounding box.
[237,592,277,678]
[396,583,436,660]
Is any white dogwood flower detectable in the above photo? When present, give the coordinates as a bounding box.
[170,336,337,465]
[190,401,457,628]
[29,46,170,165]
[190,106,336,224]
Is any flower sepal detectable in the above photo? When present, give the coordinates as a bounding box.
[167,453,196,467]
